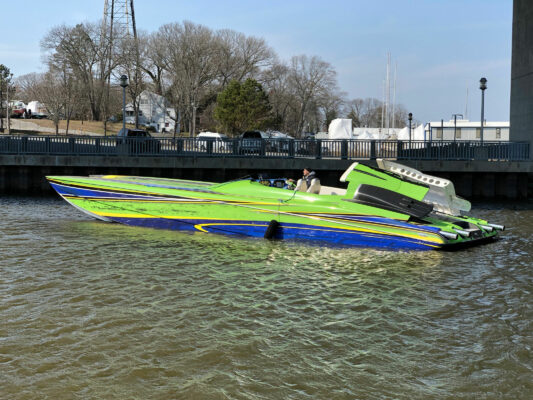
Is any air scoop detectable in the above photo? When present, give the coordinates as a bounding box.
[377,159,470,216]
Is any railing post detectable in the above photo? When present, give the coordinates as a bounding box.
[69,137,75,154]
[288,139,295,158]
[316,139,322,159]
[176,138,183,155]
[370,140,376,160]
[20,136,28,154]
[397,140,403,160]
[425,141,431,160]
[207,139,213,155]
[260,139,266,156]
[94,137,100,155]
[341,140,348,160]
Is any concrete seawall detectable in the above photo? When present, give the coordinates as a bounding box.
[1,154,532,199]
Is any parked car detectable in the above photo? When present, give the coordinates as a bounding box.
[9,101,26,118]
[117,128,161,154]
[238,130,270,154]
[195,132,232,152]
[267,131,294,152]
[30,112,48,119]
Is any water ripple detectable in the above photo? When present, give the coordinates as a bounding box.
[0,197,531,399]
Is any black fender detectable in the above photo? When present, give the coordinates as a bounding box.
[264,220,279,239]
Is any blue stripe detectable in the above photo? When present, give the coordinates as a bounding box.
[50,182,167,200]
[110,216,438,251]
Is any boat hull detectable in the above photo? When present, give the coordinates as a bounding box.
[48,180,446,251]
[47,168,500,251]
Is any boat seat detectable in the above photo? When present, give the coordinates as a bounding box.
[307,178,321,194]
[295,178,307,192]
[319,186,347,196]
[295,178,321,194]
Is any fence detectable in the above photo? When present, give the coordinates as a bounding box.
[0,135,529,161]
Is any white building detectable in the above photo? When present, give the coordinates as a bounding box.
[125,90,176,133]
[353,127,401,139]
[425,120,509,141]
[319,119,401,140]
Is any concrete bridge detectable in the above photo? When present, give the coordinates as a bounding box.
[1,152,531,199]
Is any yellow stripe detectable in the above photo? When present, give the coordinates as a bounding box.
[194,222,267,233]
[193,222,440,248]
[253,209,443,244]
[77,196,443,244]
[90,210,443,244]
[66,195,280,206]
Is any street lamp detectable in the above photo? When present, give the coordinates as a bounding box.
[119,75,128,134]
[408,112,412,144]
[479,77,487,144]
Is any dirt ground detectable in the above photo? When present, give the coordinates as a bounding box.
[22,119,134,135]
[4,118,186,137]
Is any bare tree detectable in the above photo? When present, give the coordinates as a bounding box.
[287,55,337,136]
[215,29,275,87]
[350,98,383,128]
[41,22,114,122]
[261,62,295,132]
[116,34,147,128]
[156,21,219,136]
[391,104,409,128]
[346,99,364,127]
[142,32,166,95]
[345,97,408,129]
[19,72,66,135]
[35,18,411,138]
[317,89,346,131]
[19,62,83,135]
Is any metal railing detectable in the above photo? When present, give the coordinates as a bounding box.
[0,135,529,161]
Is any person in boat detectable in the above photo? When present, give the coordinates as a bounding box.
[303,167,316,187]
[294,167,321,193]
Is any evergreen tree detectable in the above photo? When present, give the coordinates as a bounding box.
[214,78,272,135]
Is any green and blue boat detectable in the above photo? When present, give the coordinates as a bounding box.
[47,160,503,250]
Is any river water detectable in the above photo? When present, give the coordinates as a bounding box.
[0,196,531,399]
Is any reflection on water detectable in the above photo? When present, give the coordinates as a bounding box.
[0,197,531,399]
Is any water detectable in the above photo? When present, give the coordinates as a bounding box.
[0,197,532,399]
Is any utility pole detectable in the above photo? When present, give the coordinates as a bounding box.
[102,0,139,132]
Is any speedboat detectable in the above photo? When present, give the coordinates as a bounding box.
[46,160,503,250]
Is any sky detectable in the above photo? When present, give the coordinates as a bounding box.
[0,0,513,124]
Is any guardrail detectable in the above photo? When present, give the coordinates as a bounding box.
[0,135,529,161]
